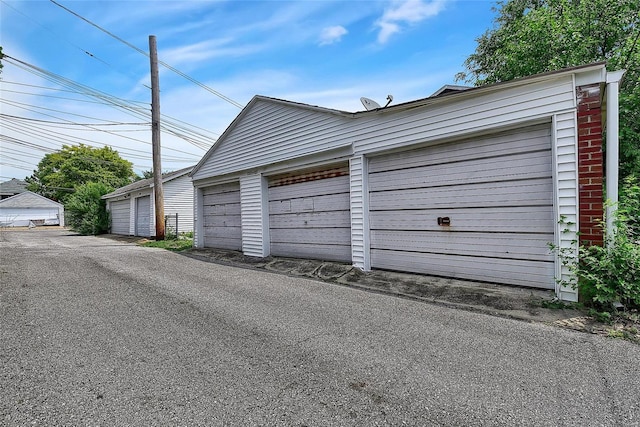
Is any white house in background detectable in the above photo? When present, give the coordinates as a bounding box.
[190,63,624,301]
[0,191,64,227]
[102,167,194,237]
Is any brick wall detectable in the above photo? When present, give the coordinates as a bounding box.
[576,83,604,246]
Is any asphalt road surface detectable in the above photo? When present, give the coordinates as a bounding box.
[1,229,639,426]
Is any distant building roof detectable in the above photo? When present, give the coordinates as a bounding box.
[0,178,27,197]
[0,191,64,208]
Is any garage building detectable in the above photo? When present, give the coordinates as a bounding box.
[103,167,194,237]
[190,63,624,301]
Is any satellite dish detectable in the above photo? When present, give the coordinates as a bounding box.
[360,97,381,111]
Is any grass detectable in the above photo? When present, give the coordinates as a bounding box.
[141,238,193,252]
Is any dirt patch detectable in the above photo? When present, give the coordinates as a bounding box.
[315,263,354,280]
[266,259,323,277]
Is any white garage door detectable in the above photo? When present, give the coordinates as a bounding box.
[0,208,59,227]
[268,164,351,262]
[368,124,555,289]
[135,196,151,237]
[202,182,242,250]
[110,199,131,235]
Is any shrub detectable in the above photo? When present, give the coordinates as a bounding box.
[65,182,112,235]
[554,177,640,310]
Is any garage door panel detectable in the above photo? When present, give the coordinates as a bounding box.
[203,192,240,206]
[204,226,242,239]
[269,210,351,228]
[203,236,242,251]
[371,230,554,261]
[369,206,554,233]
[204,202,241,216]
[269,193,349,215]
[369,151,551,191]
[371,250,555,289]
[370,179,554,210]
[203,213,242,228]
[203,182,240,195]
[368,124,551,173]
[269,175,350,200]
[271,243,352,263]
[271,227,351,245]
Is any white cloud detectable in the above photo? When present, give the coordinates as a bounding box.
[319,25,348,46]
[375,0,447,44]
[160,38,263,68]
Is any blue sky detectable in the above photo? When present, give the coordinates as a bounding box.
[0,0,497,181]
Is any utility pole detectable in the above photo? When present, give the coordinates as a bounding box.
[149,35,165,240]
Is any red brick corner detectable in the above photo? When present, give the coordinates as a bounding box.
[576,83,604,246]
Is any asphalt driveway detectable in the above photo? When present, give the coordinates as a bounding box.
[1,228,639,426]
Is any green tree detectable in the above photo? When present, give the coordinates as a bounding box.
[64,182,113,235]
[26,144,135,203]
[457,0,640,179]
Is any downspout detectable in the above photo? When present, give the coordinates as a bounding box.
[605,70,626,239]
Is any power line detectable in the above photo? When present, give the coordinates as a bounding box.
[1,80,148,105]
[0,162,35,172]
[0,93,203,157]
[0,113,147,127]
[0,0,149,89]
[2,80,218,141]
[50,0,244,109]
[1,120,198,163]
[3,56,216,150]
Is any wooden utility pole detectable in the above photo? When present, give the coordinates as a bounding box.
[149,35,165,240]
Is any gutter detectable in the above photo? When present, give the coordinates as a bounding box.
[605,70,626,239]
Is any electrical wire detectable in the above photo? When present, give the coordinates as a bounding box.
[2,56,216,150]
[49,0,244,109]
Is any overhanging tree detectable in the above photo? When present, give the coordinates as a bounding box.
[457,0,640,179]
[26,144,135,203]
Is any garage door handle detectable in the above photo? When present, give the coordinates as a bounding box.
[437,217,450,226]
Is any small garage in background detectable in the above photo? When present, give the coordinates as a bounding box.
[103,167,194,237]
[0,191,64,227]
[268,164,351,262]
[201,182,241,250]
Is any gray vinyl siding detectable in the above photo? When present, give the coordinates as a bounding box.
[164,175,194,233]
[240,174,269,257]
[352,76,575,156]
[349,156,369,269]
[193,77,575,183]
[191,100,353,180]
[135,196,151,237]
[553,110,580,300]
[268,166,351,262]
[202,182,242,250]
[110,199,131,235]
[368,124,555,289]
